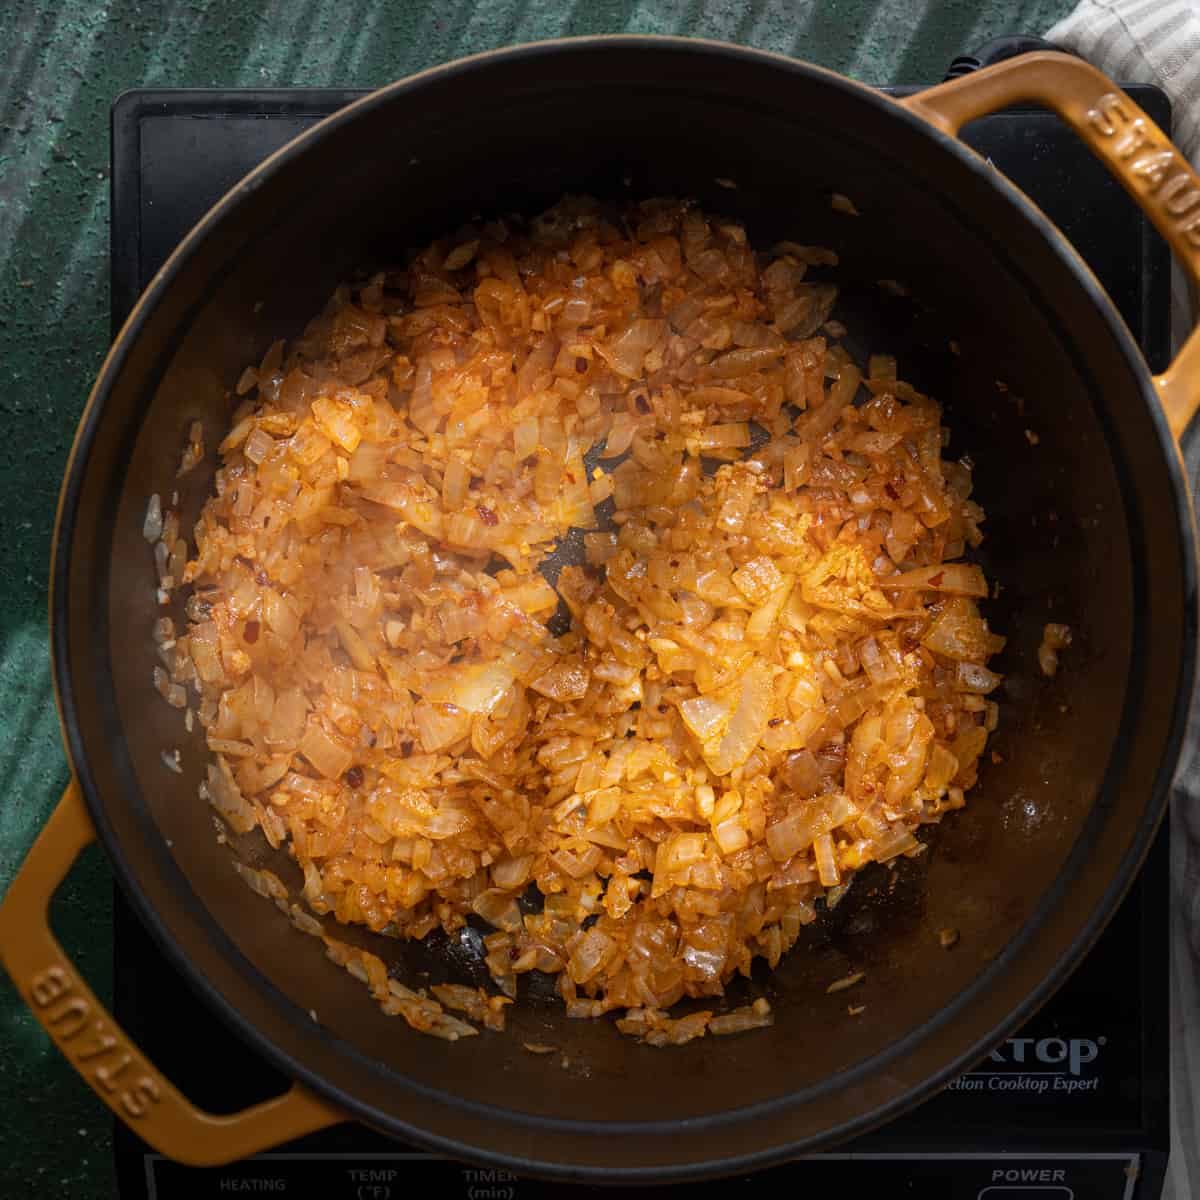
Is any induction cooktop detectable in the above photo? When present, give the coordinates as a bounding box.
[109,81,1173,1200]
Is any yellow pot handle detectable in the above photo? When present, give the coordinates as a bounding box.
[903,50,1200,442]
[0,780,345,1166]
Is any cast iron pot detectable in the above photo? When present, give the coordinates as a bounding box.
[3,39,1200,1180]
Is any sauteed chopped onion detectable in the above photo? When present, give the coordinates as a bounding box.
[154,197,1003,1040]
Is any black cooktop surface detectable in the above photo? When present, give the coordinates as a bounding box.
[110,84,1172,1200]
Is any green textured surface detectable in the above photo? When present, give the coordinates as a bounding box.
[0,1,1075,1195]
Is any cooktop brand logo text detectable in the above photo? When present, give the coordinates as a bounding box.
[987,1036,1104,1077]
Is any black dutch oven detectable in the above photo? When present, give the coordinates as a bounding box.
[2,38,1199,1181]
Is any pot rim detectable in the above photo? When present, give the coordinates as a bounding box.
[50,35,1199,1180]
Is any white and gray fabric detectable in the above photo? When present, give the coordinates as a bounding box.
[1046,2,1200,1196]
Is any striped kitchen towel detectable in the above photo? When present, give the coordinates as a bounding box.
[1047,2,1200,1196]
